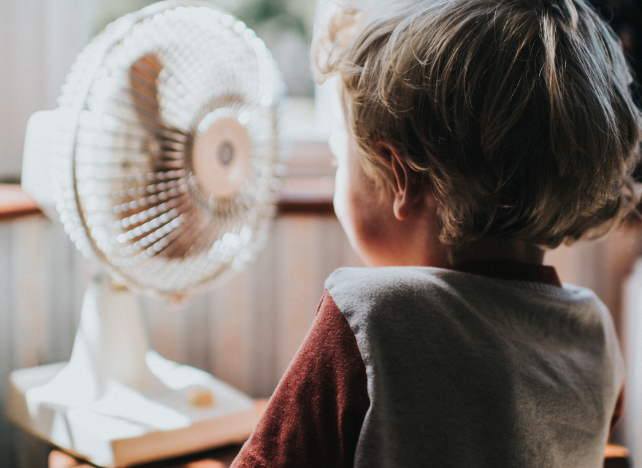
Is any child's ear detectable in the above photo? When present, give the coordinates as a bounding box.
[378,143,420,221]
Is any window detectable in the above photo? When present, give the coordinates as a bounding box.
[95,0,317,98]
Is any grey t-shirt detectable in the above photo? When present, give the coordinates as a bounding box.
[326,267,624,468]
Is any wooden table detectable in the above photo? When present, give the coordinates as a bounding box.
[0,183,40,220]
[48,444,243,468]
[48,443,631,468]
[43,400,269,468]
[39,399,635,468]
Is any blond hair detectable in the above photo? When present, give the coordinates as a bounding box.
[314,0,642,248]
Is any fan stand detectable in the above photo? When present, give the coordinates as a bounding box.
[6,274,258,467]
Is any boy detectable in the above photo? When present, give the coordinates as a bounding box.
[233,0,641,466]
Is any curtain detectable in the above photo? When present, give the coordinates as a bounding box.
[0,0,93,181]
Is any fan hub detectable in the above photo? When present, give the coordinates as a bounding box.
[218,141,234,166]
[193,109,252,198]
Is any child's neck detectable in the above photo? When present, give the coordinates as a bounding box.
[447,238,545,268]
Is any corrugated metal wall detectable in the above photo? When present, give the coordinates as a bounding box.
[0,213,361,467]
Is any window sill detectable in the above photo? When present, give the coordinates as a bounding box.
[0,142,335,223]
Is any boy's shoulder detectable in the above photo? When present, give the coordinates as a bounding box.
[325,266,452,315]
[326,266,446,298]
[325,266,607,331]
[325,265,594,303]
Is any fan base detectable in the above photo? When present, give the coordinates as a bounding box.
[6,354,259,467]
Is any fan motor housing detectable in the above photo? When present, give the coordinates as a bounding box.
[192,109,252,198]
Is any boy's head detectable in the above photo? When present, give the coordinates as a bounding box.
[314,0,642,250]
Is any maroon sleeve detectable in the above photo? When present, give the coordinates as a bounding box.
[231,291,370,468]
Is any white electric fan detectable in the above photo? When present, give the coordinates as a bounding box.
[6,1,284,466]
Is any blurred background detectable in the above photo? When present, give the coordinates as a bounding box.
[0,0,640,181]
[0,1,641,467]
[0,0,321,183]
[94,0,317,97]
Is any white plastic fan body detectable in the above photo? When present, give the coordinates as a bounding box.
[6,2,284,466]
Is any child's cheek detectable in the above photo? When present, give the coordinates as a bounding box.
[333,161,355,246]
[348,192,392,265]
[335,179,389,266]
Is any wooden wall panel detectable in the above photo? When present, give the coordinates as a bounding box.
[12,216,49,370]
[208,269,255,394]
[1,213,363,465]
[0,221,17,468]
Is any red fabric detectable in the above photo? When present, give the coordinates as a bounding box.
[231,292,369,468]
[232,262,623,467]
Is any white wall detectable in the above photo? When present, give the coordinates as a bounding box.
[624,261,642,466]
[0,0,94,180]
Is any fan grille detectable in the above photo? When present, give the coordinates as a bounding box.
[54,4,284,296]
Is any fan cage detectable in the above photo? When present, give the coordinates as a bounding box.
[53,1,285,296]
